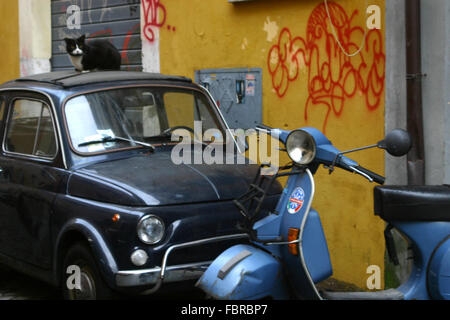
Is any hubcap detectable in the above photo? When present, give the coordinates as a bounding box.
[69,268,97,300]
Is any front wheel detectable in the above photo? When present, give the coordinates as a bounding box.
[61,242,116,300]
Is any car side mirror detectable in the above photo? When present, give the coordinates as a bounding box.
[377,129,412,157]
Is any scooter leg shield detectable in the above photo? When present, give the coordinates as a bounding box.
[196,244,288,300]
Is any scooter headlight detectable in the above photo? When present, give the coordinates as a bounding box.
[286,130,316,165]
[137,215,165,244]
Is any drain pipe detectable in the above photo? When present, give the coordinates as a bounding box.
[405,0,425,185]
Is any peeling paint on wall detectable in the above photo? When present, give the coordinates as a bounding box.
[241,37,248,50]
[263,16,279,42]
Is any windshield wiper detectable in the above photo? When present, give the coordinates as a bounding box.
[78,136,155,150]
[146,132,172,140]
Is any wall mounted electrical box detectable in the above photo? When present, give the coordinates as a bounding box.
[195,68,262,129]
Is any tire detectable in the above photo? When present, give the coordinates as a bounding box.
[61,242,116,300]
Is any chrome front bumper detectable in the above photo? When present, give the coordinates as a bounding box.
[114,233,249,294]
[115,261,211,287]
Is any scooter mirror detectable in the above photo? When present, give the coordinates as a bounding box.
[377,129,412,157]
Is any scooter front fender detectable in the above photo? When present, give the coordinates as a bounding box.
[196,244,288,300]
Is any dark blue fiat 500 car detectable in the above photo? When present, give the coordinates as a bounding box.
[0,71,281,299]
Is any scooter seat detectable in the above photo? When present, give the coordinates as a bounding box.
[374,185,450,222]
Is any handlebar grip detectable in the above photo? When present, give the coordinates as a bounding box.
[255,124,273,133]
[354,166,385,185]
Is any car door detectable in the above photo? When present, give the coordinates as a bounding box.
[0,91,63,269]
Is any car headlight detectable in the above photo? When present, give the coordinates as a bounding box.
[137,215,165,244]
[286,130,316,165]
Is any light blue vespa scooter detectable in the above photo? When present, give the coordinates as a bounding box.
[196,126,450,300]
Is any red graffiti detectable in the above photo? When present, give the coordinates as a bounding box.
[88,29,112,39]
[268,2,385,132]
[142,0,167,42]
[121,23,141,66]
[268,28,305,98]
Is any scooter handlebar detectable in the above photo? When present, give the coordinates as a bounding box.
[352,166,385,185]
[255,124,273,134]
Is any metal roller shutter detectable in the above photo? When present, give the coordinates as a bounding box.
[51,0,142,71]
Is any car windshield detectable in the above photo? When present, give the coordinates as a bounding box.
[64,87,224,154]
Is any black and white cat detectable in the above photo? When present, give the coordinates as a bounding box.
[64,35,121,71]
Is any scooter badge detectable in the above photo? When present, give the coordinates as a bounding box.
[287,187,305,214]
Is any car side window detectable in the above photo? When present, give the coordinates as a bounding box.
[5,99,57,159]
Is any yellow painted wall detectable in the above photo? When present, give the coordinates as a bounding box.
[159,0,386,289]
[0,0,20,83]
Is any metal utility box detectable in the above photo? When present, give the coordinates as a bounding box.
[195,68,262,129]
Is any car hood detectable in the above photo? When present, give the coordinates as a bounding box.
[68,151,280,206]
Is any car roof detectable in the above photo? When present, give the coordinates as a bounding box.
[8,70,192,88]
